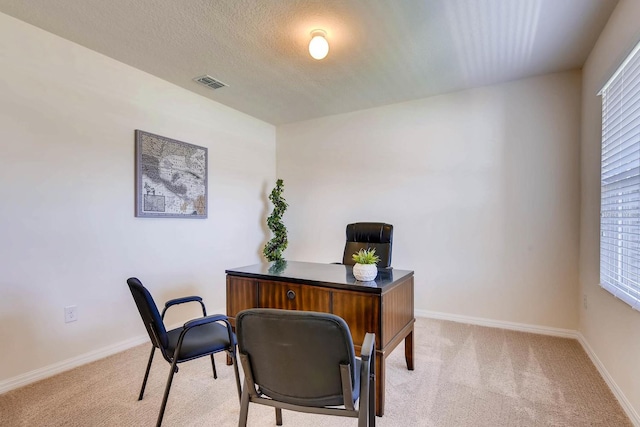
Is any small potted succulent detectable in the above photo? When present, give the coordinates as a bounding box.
[352,248,380,282]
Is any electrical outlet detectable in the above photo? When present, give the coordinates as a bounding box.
[64,305,78,323]
[583,294,588,310]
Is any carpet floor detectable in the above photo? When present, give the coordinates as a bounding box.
[0,317,631,426]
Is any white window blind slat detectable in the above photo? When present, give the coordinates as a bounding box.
[604,70,640,106]
[601,157,639,180]
[602,154,640,171]
[601,175,640,192]
[600,274,640,296]
[600,227,640,237]
[601,126,640,162]
[600,246,640,262]
[601,44,640,95]
[602,166,640,185]
[602,103,640,145]
[601,185,640,200]
[602,77,640,113]
[602,103,640,141]
[600,38,640,311]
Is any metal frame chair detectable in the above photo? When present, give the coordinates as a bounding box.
[127,277,241,427]
[236,308,375,426]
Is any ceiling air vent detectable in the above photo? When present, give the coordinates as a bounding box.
[194,75,228,90]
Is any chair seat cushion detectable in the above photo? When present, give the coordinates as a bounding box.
[166,322,232,361]
[261,357,361,408]
[261,361,361,407]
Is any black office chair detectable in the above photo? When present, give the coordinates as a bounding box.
[236,308,375,427]
[342,222,393,268]
[126,277,241,427]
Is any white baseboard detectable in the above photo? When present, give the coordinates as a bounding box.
[0,316,220,396]
[576,333,640,426]
[415,309,578,338]
[0,334,149,395]
[416,309,639,426]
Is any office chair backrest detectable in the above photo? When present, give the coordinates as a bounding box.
[236,309,358,407]
[127,277,169,349]
[343,222,393,268]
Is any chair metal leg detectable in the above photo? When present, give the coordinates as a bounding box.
[156,359,178,427]
[139,346,156,400]
[357,384,367,427]
[238,381,251,427]
[275,407,283,426]
[210,354,218,379]
[230,350,242,401]
[358,368,370,427]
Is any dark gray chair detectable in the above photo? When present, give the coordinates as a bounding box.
[236,308,375,427]
[342,222,393,268]
[127,277,241,427]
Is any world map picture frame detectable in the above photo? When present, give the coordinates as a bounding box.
[135,130,208,218]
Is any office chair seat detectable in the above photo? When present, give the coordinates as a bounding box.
[166,323,234,360]
[259,357,362,408]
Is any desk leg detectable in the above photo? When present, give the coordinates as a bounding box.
[375,350,385,417]
[374,324,414,417]
[405,326,414,371]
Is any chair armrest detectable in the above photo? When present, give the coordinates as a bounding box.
[183,313,229,329]
[165,295,202,308]
[162,295,207,319]
[360,333,375,362]
[184,314,228,329]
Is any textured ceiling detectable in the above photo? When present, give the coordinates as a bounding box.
[0,0,618,125]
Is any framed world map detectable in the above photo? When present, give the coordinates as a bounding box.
[135,130,208,218]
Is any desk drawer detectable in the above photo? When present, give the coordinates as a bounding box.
[258,281,330,312]
[332,289,380,349]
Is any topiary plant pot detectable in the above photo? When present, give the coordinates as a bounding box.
[353,263,378,281]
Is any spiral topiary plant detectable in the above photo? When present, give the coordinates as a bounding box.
[263,179,288,262]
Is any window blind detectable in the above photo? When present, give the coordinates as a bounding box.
[600,39,640,311]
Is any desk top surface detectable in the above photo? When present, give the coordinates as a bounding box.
[226,261,413,293]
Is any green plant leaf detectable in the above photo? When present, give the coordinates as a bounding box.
[351,248,380,265]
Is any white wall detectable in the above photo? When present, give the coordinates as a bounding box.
[0,13,275,384]
[10,5,637,414]
[580,0,640,420]
[277,71,581,330]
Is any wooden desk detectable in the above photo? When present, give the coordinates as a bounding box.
[226,261,414,417]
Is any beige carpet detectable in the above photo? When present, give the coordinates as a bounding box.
[0,318,631,426]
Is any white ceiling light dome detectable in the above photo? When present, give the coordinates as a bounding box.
[309,29,329,60]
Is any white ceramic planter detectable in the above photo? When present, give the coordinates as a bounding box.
[353,263,378,281]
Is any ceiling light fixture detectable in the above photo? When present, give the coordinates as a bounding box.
[309,29,329,60]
